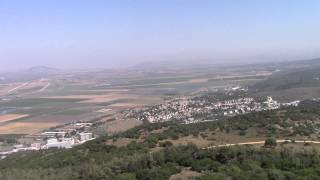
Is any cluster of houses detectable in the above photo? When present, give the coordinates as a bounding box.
[222,96,283,116]
[128,95,300,124]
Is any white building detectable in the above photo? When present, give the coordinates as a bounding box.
[41,131,67,137]
[45,138,74,149]
[75,123,93,127]
[78,132,93,142]
[30,143,41,150]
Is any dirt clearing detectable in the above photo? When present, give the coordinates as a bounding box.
[106,119,142,134]
[0,114,29,123]
[0,122,59,134]
[170,168,202,180]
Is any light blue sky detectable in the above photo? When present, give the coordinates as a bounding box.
[1,0,320,71]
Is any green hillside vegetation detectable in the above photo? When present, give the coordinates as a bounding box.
[250,65,320,101]
[252,66,320,91]
[1,102,320,179]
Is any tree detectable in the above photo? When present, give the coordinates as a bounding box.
[159,141,173,147]
[264,138,277,148]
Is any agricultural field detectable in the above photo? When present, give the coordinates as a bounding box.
[1,59,320,179]
[2,60,318,141]
[0,122,59,134]
[0,114,29,124]
[0,64,275,140]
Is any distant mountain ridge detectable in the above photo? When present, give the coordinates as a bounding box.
[0,66,60,83]
[26,66,60,75]
[128,59,244,72]
[129,57,320,73]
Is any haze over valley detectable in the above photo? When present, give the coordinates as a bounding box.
[1,1,320,180]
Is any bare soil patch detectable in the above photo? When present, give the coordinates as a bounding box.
[168,135,212,148]
[106,119,142,134]
[45,93,142,103]
[109,102,146,109]
[106,138,138,147]
[0,122,59,134]
[44,93,162,109]
[0,114,29,123]
[170,168,202,180]
[206,131,263,145]
[23,115,84,124]
[44,94,110,100]
[188,78,209,83]
[80,94,145,103]
[78,89,129,92]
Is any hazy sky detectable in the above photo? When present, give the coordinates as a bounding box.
[1,0,320,71]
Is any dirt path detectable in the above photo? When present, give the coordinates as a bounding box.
[39,82,50,92]
[7,82,29,93]
[205,140,320,149]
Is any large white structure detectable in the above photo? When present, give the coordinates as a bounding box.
[264,96,279,109]
[41,131,67,137]
[75,123,93,127]
[45,138,74,149]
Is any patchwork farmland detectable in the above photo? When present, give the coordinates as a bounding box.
[0,66,273,150]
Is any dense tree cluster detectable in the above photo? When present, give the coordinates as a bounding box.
[2,142,320,180]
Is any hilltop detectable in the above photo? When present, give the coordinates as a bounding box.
[26,66,60,75]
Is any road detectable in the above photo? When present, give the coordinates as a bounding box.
[7,82,29,93]
[205,140,320,149]
[39,82,51,92]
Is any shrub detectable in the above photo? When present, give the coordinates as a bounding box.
[264,138,277,148]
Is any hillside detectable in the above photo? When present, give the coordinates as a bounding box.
[1,101,320,179]
[254,67,320,91]
[26,66,60,75]
[251,65,320,101]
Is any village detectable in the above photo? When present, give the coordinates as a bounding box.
[127,95,300,124]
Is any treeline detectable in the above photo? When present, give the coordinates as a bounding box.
[2,143,320,179]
